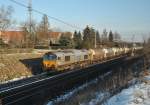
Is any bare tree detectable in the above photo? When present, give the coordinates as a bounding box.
[101,29,108,43]
[114,31,121,41]
[21,20,37,48]
[0,5,14,48]
[0,5,14,31]
[108,30,114,42]
[143,33,150,64]
[36,14,50,45]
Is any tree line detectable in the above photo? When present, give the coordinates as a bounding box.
[0,5,122,49]
[60,26,122,49]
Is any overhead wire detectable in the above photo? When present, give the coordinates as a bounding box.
[9,0,83,30]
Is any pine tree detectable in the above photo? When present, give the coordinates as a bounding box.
[59,34,69,46]
[78,31,82,48]
[82,26,91,49]
[109,30,113,42]
[73,31,78,47]
[82,26,97,49]
[59,33,74,48]
[73,31,82,49]
[90,28,96,48]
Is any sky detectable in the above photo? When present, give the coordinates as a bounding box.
[0,0,150,42]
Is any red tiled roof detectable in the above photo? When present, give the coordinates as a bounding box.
[0,31,63,43]
[48,32,61,38]
[1,31,25,42]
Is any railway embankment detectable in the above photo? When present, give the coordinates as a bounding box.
[0,52,44,83]
[46,55,145,105]
[0,54,145,105]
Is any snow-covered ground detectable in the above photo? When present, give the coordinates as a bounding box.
[47,78,99,105]
[80,72,150,105]
[46,70,150,105]
[81,71,150,105]
[47,72,112,105]
[105,73,150,105]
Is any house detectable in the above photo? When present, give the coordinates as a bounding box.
[48,32,62,44]
[0,31,63,45]
[0,30,73,46]
[42,32,73,45]
[0,31,25,44]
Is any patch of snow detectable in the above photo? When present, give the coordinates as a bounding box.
[105,75,150,105]
[46,71,150,105]
[144,76,150,81]
[80,92,110,105]
[0,76,31,84]
[47,71,113,105]
[47,77,99,105]
[78,73,150,105]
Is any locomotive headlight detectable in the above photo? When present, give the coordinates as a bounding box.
[44,62,49,67]
[44,63,47,67]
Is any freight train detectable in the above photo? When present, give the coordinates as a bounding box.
[42,47,143,71]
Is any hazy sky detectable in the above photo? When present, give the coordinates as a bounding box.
[0,0,150,42]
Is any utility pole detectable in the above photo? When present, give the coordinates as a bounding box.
[28,0,33,47]
[95,32,97,48]
[131,35,135,56]
[28,0,32,34]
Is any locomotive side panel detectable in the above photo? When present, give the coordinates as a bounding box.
[42,47,141,71]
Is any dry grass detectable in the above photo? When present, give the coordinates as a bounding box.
[0,53,43,83]
[0,48,33,54]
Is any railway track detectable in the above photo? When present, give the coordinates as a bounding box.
[0,55,126,93]
[0,73,49,91]
[0,55,144,105]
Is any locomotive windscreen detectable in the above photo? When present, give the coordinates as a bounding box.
[43,53,57,60]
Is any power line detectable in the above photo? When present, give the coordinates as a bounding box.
[9,0,83,30]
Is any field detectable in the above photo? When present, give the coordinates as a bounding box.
[0,51,43,83]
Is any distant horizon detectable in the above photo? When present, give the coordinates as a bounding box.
[0,0,150,42]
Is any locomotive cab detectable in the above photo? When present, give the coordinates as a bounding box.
[42,52,57,70]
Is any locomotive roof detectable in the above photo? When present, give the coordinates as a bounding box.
[45,49,90,57]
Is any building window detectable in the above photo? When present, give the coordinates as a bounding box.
[65,56,70,61]
[84,55,88,59]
